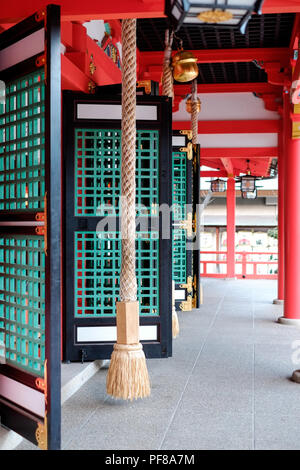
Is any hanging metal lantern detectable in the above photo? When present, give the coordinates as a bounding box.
[165,1,264,34]
[186,94,201,113]
[172,49,199,82]
[211,178,226,192]
[242,189,257,200]
[241,175,256,192]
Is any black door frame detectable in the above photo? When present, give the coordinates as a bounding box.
[0,5,61,449]
[63,92,173,362]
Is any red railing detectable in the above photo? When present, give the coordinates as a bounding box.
[201,251,278,279]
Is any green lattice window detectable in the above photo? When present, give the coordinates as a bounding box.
[0,235,45,376]
[172,151,187,284]
[0,70,45,211]
[75,129,159,217]
[75,231,159,317]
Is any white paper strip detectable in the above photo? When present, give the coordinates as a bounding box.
[0,374,45,417]
[77,325,158,342]
[174,289,186,300]
[0,28,44,73]
[77,103,158,121]
[172,136,186,147]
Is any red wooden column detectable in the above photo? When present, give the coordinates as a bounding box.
[273,122,285,304]
[226,177,236,278]
[279,93,300,325]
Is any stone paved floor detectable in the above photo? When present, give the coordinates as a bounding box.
[17,279,300,450]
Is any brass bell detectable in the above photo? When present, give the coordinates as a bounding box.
[186,96,201,113]
[172,49,199,83]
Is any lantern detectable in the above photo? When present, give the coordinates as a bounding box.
[242,189,257,199]
[240,175,256,192]
[165,0,264,34]
[186,95,201,113]
[211,178,226,192]
[172,49,199,82]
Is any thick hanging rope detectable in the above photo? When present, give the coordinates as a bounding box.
[191,78,198,145]
[106,19,150,401]
[119,19,138,303]
[162,29,174,99]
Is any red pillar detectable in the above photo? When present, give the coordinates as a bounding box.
[226,177,236,278]
[274,123,285,304]
[279,93,300,325]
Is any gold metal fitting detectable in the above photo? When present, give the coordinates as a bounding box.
[186,96,201,114]
[180,141,193,160]
[180,276,193,294]
[179,212,193,238]
[180,295,193,311]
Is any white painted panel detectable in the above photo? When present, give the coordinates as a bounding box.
[173,93,280,121]
[0,29,44,72]
[172,136,186,147]
[0,374,45,417]
[174,289,185,300]
[197,133,278,148]
[77,325,158,342]
[77,104,157,121]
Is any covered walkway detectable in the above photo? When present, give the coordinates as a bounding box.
[18,279,300,450]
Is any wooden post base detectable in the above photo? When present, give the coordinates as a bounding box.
[116,301,139,345]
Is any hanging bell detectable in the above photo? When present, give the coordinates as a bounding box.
[186,95,201,113]
[172,49,199,83]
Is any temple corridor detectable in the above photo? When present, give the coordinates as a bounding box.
[17,279,300,450]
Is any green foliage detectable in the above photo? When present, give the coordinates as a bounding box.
[268,227,278,240]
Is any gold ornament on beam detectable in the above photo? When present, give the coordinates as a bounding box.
[172,49,198,83]
[197,9,233,24]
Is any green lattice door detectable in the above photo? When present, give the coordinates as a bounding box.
[0,6,61,450]
[172,131,194,310]
[63,92,172,362]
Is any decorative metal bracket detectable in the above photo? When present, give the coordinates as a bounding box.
[35,359,48,450]
[179,212,193,238]
[180,141,193,160]
[136,80,152,95]
[180,275,193,293]
[88,80,96,94]
[35,414,48,450]
[89,54,97,76]
[35,359,48,405]
[179,295,193,311]
[179,129,192,141]
[35,193,47,255]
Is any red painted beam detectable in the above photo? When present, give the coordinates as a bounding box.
[221,158,234,176]
[61,54,90,92]
[263,0,300,13]
[201,171,227,177]
[140,48,289,67]
[201,147,278,159]
[0,0,165,22]
[61,22,122,90]
[172,120,280,134]
[173,83,282,96]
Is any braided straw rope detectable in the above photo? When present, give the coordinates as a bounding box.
[191,78,198,145]
[119,19,138,302]
[162,29,174,99]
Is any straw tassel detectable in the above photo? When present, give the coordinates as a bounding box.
[107,343,150,400]
[106,19,150,401]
